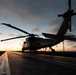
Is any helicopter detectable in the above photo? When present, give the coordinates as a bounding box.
[0,0,76,52]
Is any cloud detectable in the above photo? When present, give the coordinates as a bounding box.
[0,32,4,35]
[32,27,40,32]
[52,27,60,34]
[46,18,62,33]
[66,40,74,45]
[0,32,2,35]
[8,34,23,37]
[72,46,76,48]
[0,0,76,34]
[8,34,15,37]
[0,0,67,23]
[66,40,76,49]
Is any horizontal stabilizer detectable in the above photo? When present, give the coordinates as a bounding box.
[42,33,76,41]
[42,33,64,38]
[65,36,76,41]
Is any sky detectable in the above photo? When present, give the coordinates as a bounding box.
[0,0,76,51]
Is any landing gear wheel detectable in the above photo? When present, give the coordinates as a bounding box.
[52,49,55,53]
[34,50,37,53]
[50,47,55,53]
[33,50,37,53]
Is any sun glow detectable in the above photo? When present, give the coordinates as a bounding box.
[0,40,76,51]
[0,40,23,51]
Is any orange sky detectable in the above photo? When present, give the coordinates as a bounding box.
[0,40,76,51]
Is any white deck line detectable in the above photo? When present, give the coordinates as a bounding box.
[0,52,11,75]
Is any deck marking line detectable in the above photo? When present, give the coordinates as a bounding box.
[0,53,5,66]
[0,52,11,75]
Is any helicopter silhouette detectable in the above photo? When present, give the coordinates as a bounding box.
[1,0,76,52]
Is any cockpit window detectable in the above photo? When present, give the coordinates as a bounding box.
[24,42,26,44]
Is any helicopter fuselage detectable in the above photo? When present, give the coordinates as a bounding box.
[22,36,62,51]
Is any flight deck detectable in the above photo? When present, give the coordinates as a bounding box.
[0,51,76,75]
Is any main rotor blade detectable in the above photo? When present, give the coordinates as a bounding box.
[68,0,71,11]
[1,36,27,42]
[68,0,72,31]
[1,23,29,34]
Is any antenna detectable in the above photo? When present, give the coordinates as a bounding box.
[63,41,65,52]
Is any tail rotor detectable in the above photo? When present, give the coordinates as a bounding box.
[58,0,76,32]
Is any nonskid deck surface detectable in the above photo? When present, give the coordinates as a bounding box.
[22,51,76,57]
[0,51,76,75]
